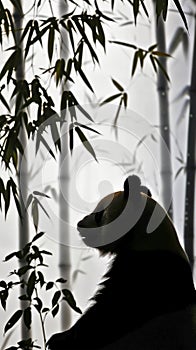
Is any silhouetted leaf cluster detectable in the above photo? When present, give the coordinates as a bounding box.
[0,232,81,349]
[110,42,171,80]
[100,78,128,129]
[0,0,188,217]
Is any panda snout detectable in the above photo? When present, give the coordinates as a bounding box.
[77,214,96,233]
[77,218,86,228]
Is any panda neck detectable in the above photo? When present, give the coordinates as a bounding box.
[93,248,195,308]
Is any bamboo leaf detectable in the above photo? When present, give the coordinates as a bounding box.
[175,166,185,180]
[46,282,54,290]
[60,90,68,118]
[0,178,5,212]
[20,20,33,42]
[172,0,188,30]
[109,40,137,49]
[75,122,101,135]
[34,20,43,47]
[140,0,149,18]
[56,278,67,283]
[31,24,51,46]
[76,103,94,121]
[5,9,16,41]
[11,180,22,218]
[169,27,185,55]
[176,156,184,164]
[39,134,56,159]
[75,127,98,162]
[18,266,33,277]
[150,54,157,73]
[26,194,33,210]
[42,307,50,313]
[0,50,18,81]
[18,297,30,305]
[54,59,65,86]
[4,251,18,262]
[66,58,73,82]
[96,19,106,50]
[3,11,9,37]
[76,40,84,69]
[0,289,8,310]
[33,191,50,198]
[73,18,99,63]
[148,44,157,52]
[4,310,23,334]
[38,272,45,287]
[69,123,74,154]
[151,50,171,57]
[52,291,61,308]
[133,0,139,24]
[132,51,139,76]
[27,271,36,298]
[154,56,170,81]
[50,121,61,151]
[63,93,94,121]
[182,31,189,56]
[4,181,11,218]
[67,20,75,53]
[0,281,7,288]
[112,78,124,91]
[76,62,94,92]
[48,25,55,62]
[36,198,50,218]
[33,297,43,312]
[0,91,10,111]
[52,304,59,318]
[100,93,122,106]
[32,231,45,243]
[162,0,168,21]
[123,92,128,108]
[114,97,123,126]
[24,24,34,58]
[23,307,32,329]
[62,289,82,314]
[32,199,39,231]
[40,249,52,255]
[138,49,144,68]
[94,0,114,21]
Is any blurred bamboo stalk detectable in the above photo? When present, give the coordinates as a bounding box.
[58,0,72,330]
[154,11,173,219]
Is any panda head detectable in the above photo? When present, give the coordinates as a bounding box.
[77,175,188,260]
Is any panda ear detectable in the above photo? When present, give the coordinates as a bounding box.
[140,186,152,197]
[124,175,141,199]
[123,175,152,199]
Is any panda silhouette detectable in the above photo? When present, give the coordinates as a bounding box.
[47,175,196,349]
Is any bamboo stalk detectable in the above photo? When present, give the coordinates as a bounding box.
[58,0,72,330]
[154,13,173,219]
[184,16,196,270]
[13,0,31,340]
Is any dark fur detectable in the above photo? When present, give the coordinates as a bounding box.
[48,180,196,350]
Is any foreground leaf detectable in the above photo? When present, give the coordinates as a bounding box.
[62,289,82,314]
[75,127,98,162]
[4,310,23,333]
